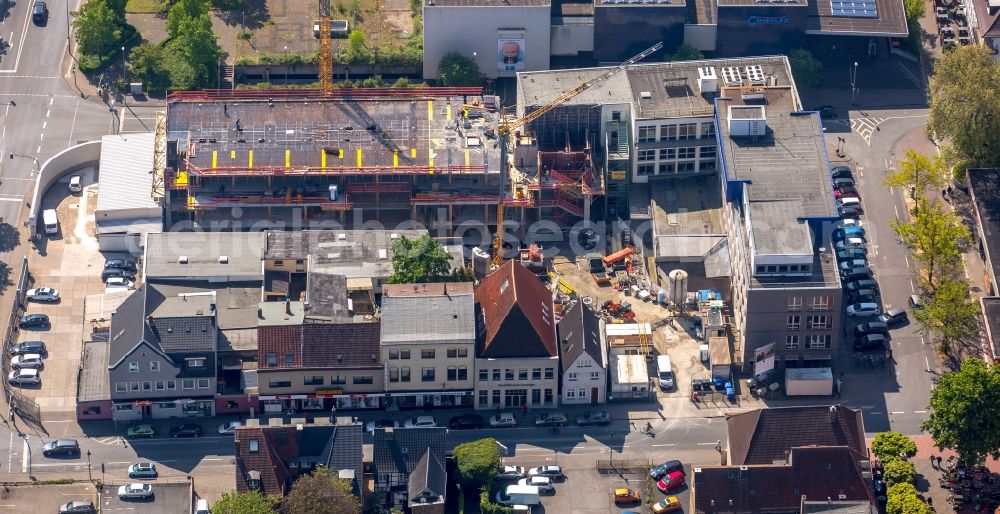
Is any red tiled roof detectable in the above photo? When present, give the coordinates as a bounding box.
[475,260,556,358]
[727,405,867,465]
[257,323,381,369]
[692,446,875,513]
[235,427,295,496]
[258,325,302,368]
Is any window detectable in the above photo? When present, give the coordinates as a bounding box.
[590,371,600,380]
[400,367,411,382]
[699,161,716,172]
[567,389,576,399]
[785,335,799,350]
[659,163,676,174]
[182,379,196,390]
[568,372,578,381]
[265,353,277,367]
[150,361,160,372]
[143,381,151,391]
[249,439,259,453]
[544,389,554,405]
[447,366,458,381]
[638,149,656,161]
[638,126,656,142]
[389,349,399,360]
[701,122,716,139]
[518,369,528,380]
[492,369,501,381]
[458,366,468,381]
[479,390,488,406]
[458,347,468,358]
[638,164,655,176]
[580,358,592,367]
[787,315,800,330]
[447,348,457,358]
[166,380,176,390]
[811,296,832,311]
[788,297,803,311]
[579,388,587,397]
[492,390,501,405]
[661,125,677,141]
[421,368,435,381]
[532,389,541,405]
[806,334,832,349]
[479,369,488,381]
[808,315,831,330]
[677,123,697,140]
[186,358,206,368]
[677,147,696,159]
[267,378,290,388]
[544,368,554,380]
[421,349,435,359]
[661,148,676,159]
[304,376,324,385]
[699,146,717,159]
[155,381,165,390]
[532,368,541,380]
[283,354,293,365]
[128,362,139,373]
[130,382,140,391]
[198,378,210,389]
[354,375,374,385]
[115,382,127,393]
[677,162,695,172]
[389,367,400,382]
[400,350,411,359]
[505,369,514,381]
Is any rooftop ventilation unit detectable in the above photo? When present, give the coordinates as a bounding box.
[698,67,718,94]
[721,67,742,87]
[740,86,765,101]
[745,65,765,85]
[639,91,652,99]
[727,105,767,137]
[219,255,229,264]
[178,256,188,264]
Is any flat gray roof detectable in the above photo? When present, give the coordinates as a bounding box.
[983,297,1000,360]
[96,133,159,215]
[748,201,813,256]
[718,87,837,219]
[380,283,476,344]
[79,341,110,402]
[427,0,548,5]
[808,0,909,35]
[145,232,266,279]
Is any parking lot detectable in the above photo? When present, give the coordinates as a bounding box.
[0,482,96,513]
[99,481,191,514]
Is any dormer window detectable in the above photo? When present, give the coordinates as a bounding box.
[186,358,205,368]
[249,439,259,453]
[246,470,261,490]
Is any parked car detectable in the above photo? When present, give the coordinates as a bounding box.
[533,412,568,427]
[832,177,856,189]
[650,460,685,480]
[495,465,526,480]
[118,483,153,500]
[104,259,138,272]
[101,268,136,282]
[855,321,890,336]
[8,368,40,386]
[838,259,870,271]
[126,424,155,439]
[528,465,565,479]
[815,105,838,119]
[169,423,203,438]
[58,501,95,514]
[10,354,43,370]
[908,294,923,309]
[837,218,863,229]
[42,439,80,457]
[839,205,865,218]
[18,313,49,329]
[68,175,82,193]
[31,1,47,25]
[657,470,686,492]
[834,186,859,199]
[848,289,878,303]
[518,476,554,493]
[845,279,878,292]
[26,287,59,302]
[575,411,611,426]
[846,302,881,317]
[128,462,158,479]
[836,249,867,262]
[854,333,889,351]
[449,413,486,430]
[403,416,437,428]
[837,196,862,208]
[833,227,866,241]
[831,166,853,179]
[364,419,399,434]
[218,420,243,435]
[652,497,683,513]
[10,340,46,356]
[613,488,641,505]
[841,267,872,281]
[880,306,908,325]
[834,238,866,250]
[489,412,518,428]
[105,277,135,289]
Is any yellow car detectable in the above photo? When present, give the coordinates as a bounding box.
[652,497,682,513]
[613,488,640,505]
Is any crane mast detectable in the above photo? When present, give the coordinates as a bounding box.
[318,0,333,92]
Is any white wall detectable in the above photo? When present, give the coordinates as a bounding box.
[561,354,606,404]
[550,18,594,56]
[29,141,102,238]
[423,5,552,80]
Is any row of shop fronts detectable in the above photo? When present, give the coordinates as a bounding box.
[258,390,476,413]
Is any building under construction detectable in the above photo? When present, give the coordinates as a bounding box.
[163,88,604,235]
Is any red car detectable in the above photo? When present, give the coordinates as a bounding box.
[657,470,686,492]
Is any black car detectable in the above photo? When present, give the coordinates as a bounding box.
[10,340,46,356]
[855,321,890,337]
[101,268,136,282]
[831,166,853,179]
[104,259,137,272]
[839,205,864,218]
[449,413,486,430]
[835,185,859,197]
[169,423,203,438]
[32,1,48,24]
[650,459,685,480]
[849,289,878,302]
[18,313,49,329]
[42,439,80,457]
[816,105,837,119]
[854,333,889,351]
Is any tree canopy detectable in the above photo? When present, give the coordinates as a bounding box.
[912,277,981,353]
[127,0,220,92]
[436,52,484,87]
[922,358,1000,466]
[883,150,948,202]
[212,490,279,514]
[789,48,823,89]
[882,457,916,487]
[871,432,917,462]
[454,438,501,486]
[890,198,971,290]
[669,44,704,62]
[388,234,459,284]
[928,45,1000,167]
[282,467,360,514]
[72,0,126,60]
[886,483,932,514]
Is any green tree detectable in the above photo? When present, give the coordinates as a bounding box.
[669,44,703,62]
[881,457,916,486]
[922,358,1000,466]
[883,150,949,202]
[454,438,501,486]
[929,45,1000,166]
[347,30,367,58]
[212,490,279,514]
[282,467,360,514]
[72,0,123,59]
[913,278,980,353]
[871,432,917,462]
[436,52,484,87]
[168,12,220,88]
[480,490,513,514]
[903,0,926,24]
[388,235,456,284]
[167,0,211,37]
[890,198,971,291]
[789,48,823,89]
[886,483,932,514]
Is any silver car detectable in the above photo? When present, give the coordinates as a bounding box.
[10,354,43,370]
[26,287,59,302]
[117,483,153,500]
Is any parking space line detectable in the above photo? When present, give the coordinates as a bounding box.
[890,411,905,414]
[20,439,27,473]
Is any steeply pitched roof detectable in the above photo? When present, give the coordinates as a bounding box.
[235,426,293,496]
[557,301,605,372]
[408,448,447,505]
[109,285,164,367]
[373,427,448,478]
[475,260,556,358]
[257,323,382,369]
[381,282,475,344]
[692,446,875,514]
[727,405,867,466]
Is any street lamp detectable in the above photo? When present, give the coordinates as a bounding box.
[850,62,859,105]
[283,46,288,84]
[86,450,92,482]
[122,46,127,86]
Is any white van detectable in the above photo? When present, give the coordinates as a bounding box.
[194,499,210,514]
[656,355,674,390]
[42,209,59,235]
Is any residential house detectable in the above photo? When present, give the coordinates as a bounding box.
[380,282,476,409]
[726,405,868,465]
[234,420,363,497]
[557,302,607,405]
[408,447,448,514]
[257,316,384,414]
[966,169,1000,360]
[373,427,448,510]
[474,260,559,410]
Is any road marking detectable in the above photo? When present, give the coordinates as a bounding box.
[904,254,910,267]
[7,432,12,473]
[49,97,53,106]
[894,203,899,218]
[202,457,225,461]
[910,280,915,293]
[696,442,717,446]
[869,411,883,415]
[915,410,927,414]
[41,122,46,130]
[67,99,79,148]
[925,356,931,370]
[20,439,27,473]
[650,444,675,447]
[0,197,23,202]
[35,145,40,154]
[38,133,43,141]
[891,411,905,414]
[858,405,876,409]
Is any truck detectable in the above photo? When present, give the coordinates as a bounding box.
[42,209,59,235]
[496,485,540,506]
[588,254,610,285]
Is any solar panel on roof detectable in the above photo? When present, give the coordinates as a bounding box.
[830,0,877,17]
